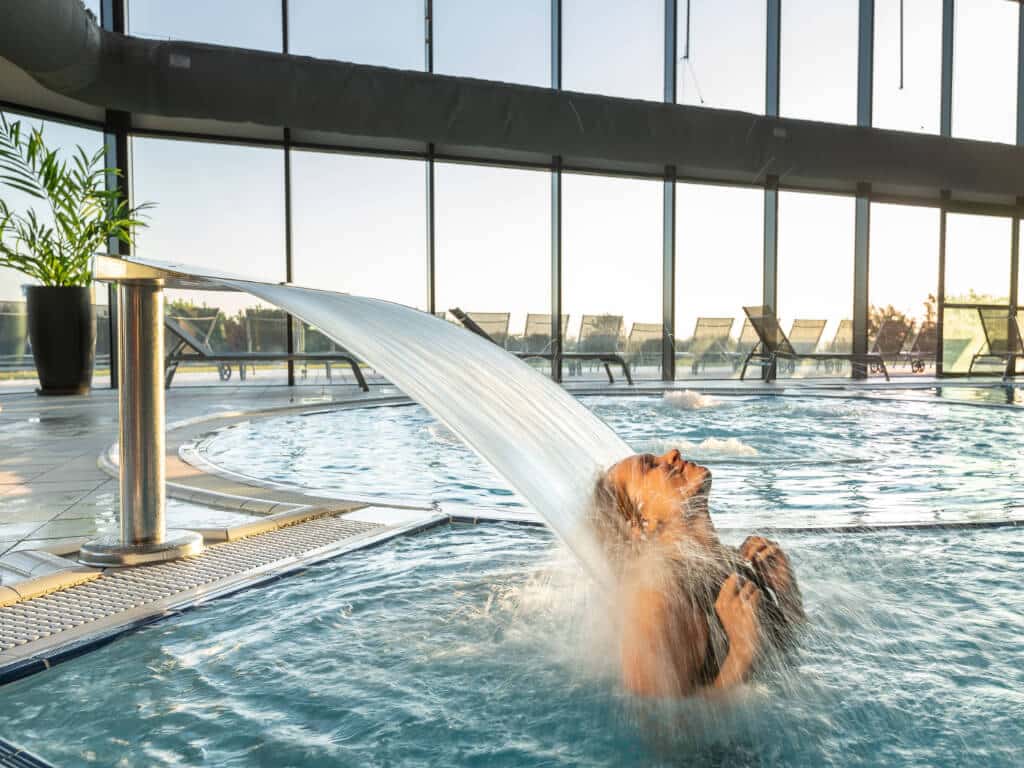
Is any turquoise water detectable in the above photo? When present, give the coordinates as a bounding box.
[2,522,1023,767]
[201,394,1024,528]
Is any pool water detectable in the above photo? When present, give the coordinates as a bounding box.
[2,523,1022,767]
[199,394,1024,528]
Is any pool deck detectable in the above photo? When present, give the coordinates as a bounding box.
[0,375,1021,685]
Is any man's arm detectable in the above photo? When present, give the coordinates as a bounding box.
[712,573,763,689]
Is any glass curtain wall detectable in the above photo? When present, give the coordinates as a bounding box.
[676,0,765,113]
[0,113,104,393]
[562,173,662,380]
[675,183,763,379]
[872,0,941,134]
[288,0,423,69]
[776,191,855,378]
[434,0,550,86]
[780,0,859,124]
[562,0,663,101]
[952,0,1018,144]
[127,0,282,51]
[434,163,551,372]
[290,151,427,385]
[131,137,288,386]
[868,203,940,375]
[942,212,1012,374]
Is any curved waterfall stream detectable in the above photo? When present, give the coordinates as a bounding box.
[219,278,633,585]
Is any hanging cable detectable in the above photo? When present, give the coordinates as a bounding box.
[899,0,905,90]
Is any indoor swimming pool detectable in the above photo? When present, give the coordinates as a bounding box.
[2,391,1022,766]
[2,522,1022,767]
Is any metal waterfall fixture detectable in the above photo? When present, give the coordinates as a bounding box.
[78,269,203,566]
[80,256,633,585]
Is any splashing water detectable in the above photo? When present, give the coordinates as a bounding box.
[663,390,720,410]
[221,277,632,584]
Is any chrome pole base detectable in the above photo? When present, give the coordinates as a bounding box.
[78,530,204,568]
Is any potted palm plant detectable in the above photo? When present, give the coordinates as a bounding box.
[0,113,150,395]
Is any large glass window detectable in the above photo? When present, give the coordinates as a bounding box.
[128,0,282,51]
[677,0,765,114]
[0,113,104,392]
[873,0,942,134]
[562,173,662,380]
[289,0,423,70]
[434,0,549,87]
[291,151,426,309]
[953,0,1018,144]
[131,137,288,386]
[435,163,550,371]
[675,183,763,379]
[780,0,858,124]
[869,203,940,375]
[290,150,427,386]
[777,191,855,377]
[563,0,663,102]
[942,212,1012,374]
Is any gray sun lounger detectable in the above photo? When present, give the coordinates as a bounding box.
[675,317,734,374]
[165,313,368,390]
[519,313,569,355]
[626,322,663,369]
[968,308,1023,377]
[740,305,889,381]
[450,307,633,384]
[901,321,937,373]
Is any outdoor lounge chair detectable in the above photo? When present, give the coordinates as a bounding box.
[164,312,368,390]
[772,318,825,374]
[729,318,759,371]
[449,307,632,384]
[901,321,937,373]
[968,308,1023,377]
[870,319,911,363]
[464,312,510,349]
[519,313,569,355]
[739,305,889,381]
[820,319,852,374]
[0,301,28,373]
[675,317,734,375]
[626,322,663,370]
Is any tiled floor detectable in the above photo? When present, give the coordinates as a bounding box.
[0,382,374,555]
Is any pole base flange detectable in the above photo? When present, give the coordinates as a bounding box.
[78,530,204,567]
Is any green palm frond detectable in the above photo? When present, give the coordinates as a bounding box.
[0,112,153,287]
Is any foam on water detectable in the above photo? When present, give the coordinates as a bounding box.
[663,390,721,410]
[223,278,632,584]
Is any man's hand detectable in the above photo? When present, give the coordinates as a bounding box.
[714,573,762,671]
[740,535,805,622]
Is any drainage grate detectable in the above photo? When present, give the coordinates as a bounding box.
[0,738,54,768]
[0,515,381,654]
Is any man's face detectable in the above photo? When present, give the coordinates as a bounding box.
[604,449,714,545]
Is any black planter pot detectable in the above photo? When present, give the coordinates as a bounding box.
[26,285,96,396]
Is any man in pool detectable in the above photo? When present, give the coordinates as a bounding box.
[593,449,804,698]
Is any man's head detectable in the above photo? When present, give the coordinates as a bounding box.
[593,449,717,555]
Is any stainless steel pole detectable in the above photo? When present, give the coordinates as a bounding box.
[80,278,202,567]
[118,281,166,545]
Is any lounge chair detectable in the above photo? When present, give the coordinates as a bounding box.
[626,322,663,370]
[968,308,1023,377]
[901,321,937,373]
[519,313,569,355]
[773,318,825,375]
[730,318,759,371]
[464,312,510,350]
[165,311,368,390]
[449,307,632,384]
[675,317,734,375]
[821,319,852,374]
[740,305,889,381]
[866,319,911,376]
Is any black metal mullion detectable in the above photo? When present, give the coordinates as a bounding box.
[282,0,296,386]
[550,0,562,382]
[936,191,950,375]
